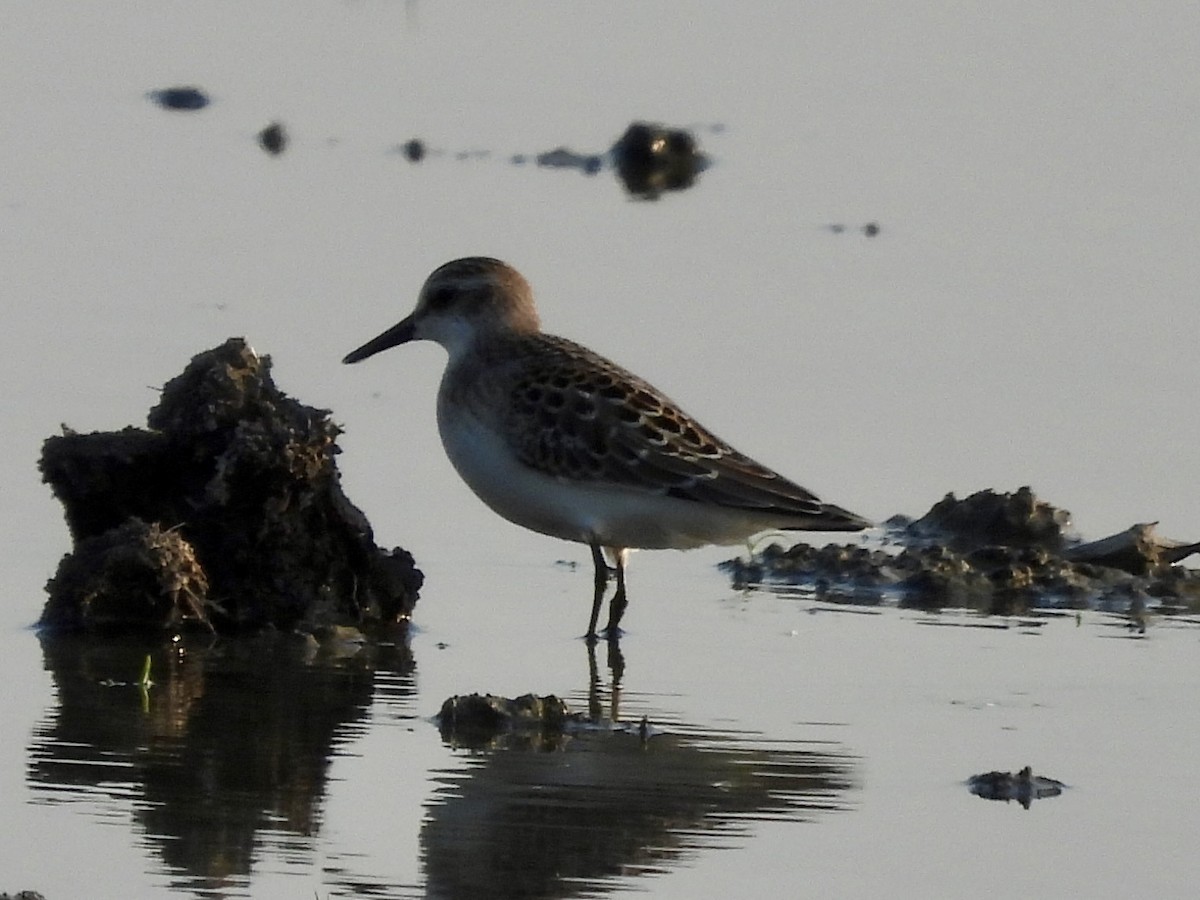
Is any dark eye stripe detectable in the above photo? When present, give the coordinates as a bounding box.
[427,285,456,309]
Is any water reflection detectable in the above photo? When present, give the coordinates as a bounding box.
[28,631,415,896]
[420,640,856,899]
[27,632,855,898]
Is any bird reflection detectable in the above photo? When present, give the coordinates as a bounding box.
[586,634,625,724]
[422,638,856,899]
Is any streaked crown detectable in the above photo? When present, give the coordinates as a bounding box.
[342,257,542,365]
[416,257,541,338]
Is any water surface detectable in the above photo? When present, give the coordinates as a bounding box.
[3,2,1199,897]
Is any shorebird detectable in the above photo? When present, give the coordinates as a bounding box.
[343,257,870,638]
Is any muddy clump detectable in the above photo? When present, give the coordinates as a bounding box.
[258,121,287,155]
[42,519,211,632]
[723,487,1200,616]
[905,486,1071,553]
[437,693,577,750]
[40,338,421,634]
[611,121,707,198]
[399,138,426,162]
[968,766,1064,809]
[727,543,891,596]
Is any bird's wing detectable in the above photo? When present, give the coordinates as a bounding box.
[503,335,865,529]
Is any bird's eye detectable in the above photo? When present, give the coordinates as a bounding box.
[427,285,455,309]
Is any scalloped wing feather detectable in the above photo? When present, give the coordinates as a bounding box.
[500,335,859,528]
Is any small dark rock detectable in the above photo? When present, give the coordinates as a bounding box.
[401,138,426,162]
[968,766,1064,809]
[611,121,707,199]
[148,86,209,111]
[863,222,880,236]
[258,121,287,155]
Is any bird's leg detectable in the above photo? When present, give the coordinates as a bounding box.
[604,548,630,636]
[587,542,609,641]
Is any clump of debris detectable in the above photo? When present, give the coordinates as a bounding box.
[967,766,1065,809]
[437,693,579,751]
[40,338,422,634]
[610,121,708,199]
[722,486,1200,616]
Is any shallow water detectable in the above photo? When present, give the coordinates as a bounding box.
[3,2,1200,898]
[23,623,862,898]
[10,559,1200,898]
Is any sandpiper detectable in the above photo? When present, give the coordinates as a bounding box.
[343,257,870,638]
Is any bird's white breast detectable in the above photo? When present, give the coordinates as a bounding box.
[435,393,781,551]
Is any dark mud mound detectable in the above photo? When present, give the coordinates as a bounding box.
[398,138,426,162]
[258,121,287,155]
[968,766,1065,809]
[44,519,211,632]
[611,121,707,198]
[40,338,422,633]
[437,693,574,750]
[905,485,1070,553]
[723,487,1200,615]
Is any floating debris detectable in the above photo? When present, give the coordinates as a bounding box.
[1065,522,1200,576]
[258,121,287,155]
[148,86,209,111]
[40,338,422,634]
[968,766,1064,808]
[827,222,882,236]
[400,138,426,162]
[611,121,707,199]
